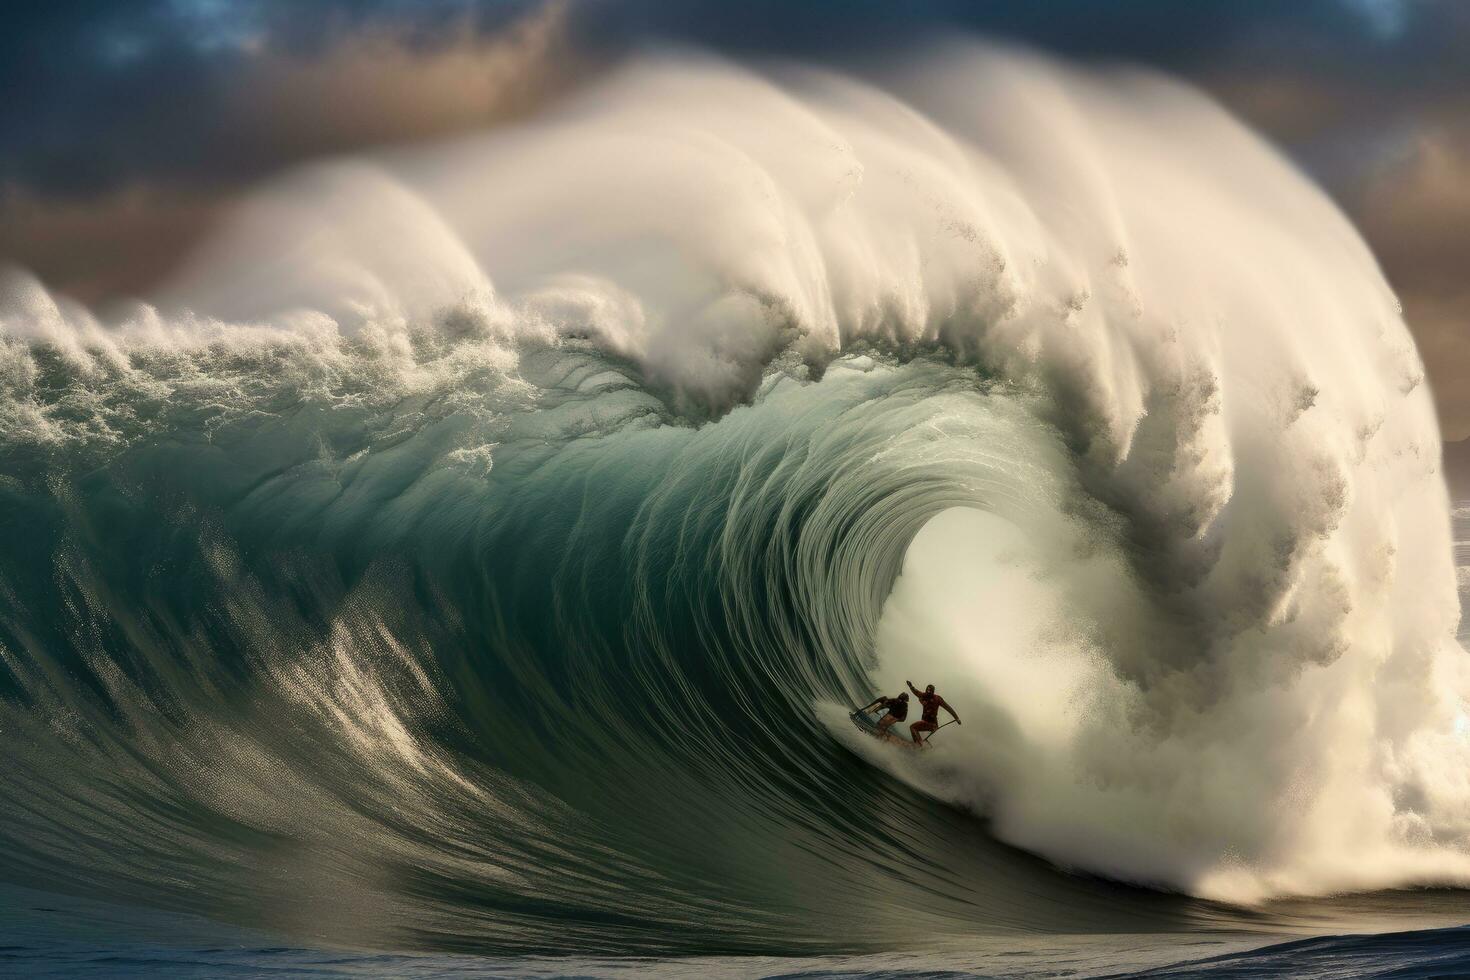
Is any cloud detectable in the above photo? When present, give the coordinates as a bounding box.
[1354,125,1470,439]
[224,1,571,164]
[0,0,570,196]
[0,183,221,304]
[0,0,572,300]
[1342,0,1410,38]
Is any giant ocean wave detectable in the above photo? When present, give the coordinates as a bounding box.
[2,43,1469,955]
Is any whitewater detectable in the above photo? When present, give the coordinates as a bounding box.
[2,42,1469,958]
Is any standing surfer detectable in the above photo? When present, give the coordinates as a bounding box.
[906,681,960,744]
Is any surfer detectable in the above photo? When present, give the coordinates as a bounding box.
[906,681,960,744]
[860,692,909,738]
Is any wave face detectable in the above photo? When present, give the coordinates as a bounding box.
[1,43,1468,954]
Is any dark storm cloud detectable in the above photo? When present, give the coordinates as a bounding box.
[5,0,1449,199]
[0,0,570,298]
[0,0,559,197]
[1,0,1466,435]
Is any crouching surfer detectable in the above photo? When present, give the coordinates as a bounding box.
[860,692,910,739]
[907,680,960,744]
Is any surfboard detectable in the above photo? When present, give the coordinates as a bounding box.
[850,709,924,749]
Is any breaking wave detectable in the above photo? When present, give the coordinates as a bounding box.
[1,42,1468,954]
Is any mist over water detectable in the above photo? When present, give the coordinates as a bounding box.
[1,42,1468,955]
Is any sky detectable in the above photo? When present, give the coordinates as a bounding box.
[3,0,1468,438]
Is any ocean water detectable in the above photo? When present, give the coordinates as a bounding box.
[4,881,1470,977]
[2,42,1469,978]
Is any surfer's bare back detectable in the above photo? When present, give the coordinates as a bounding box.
[861,691,909,737]
[907,681,960,744]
